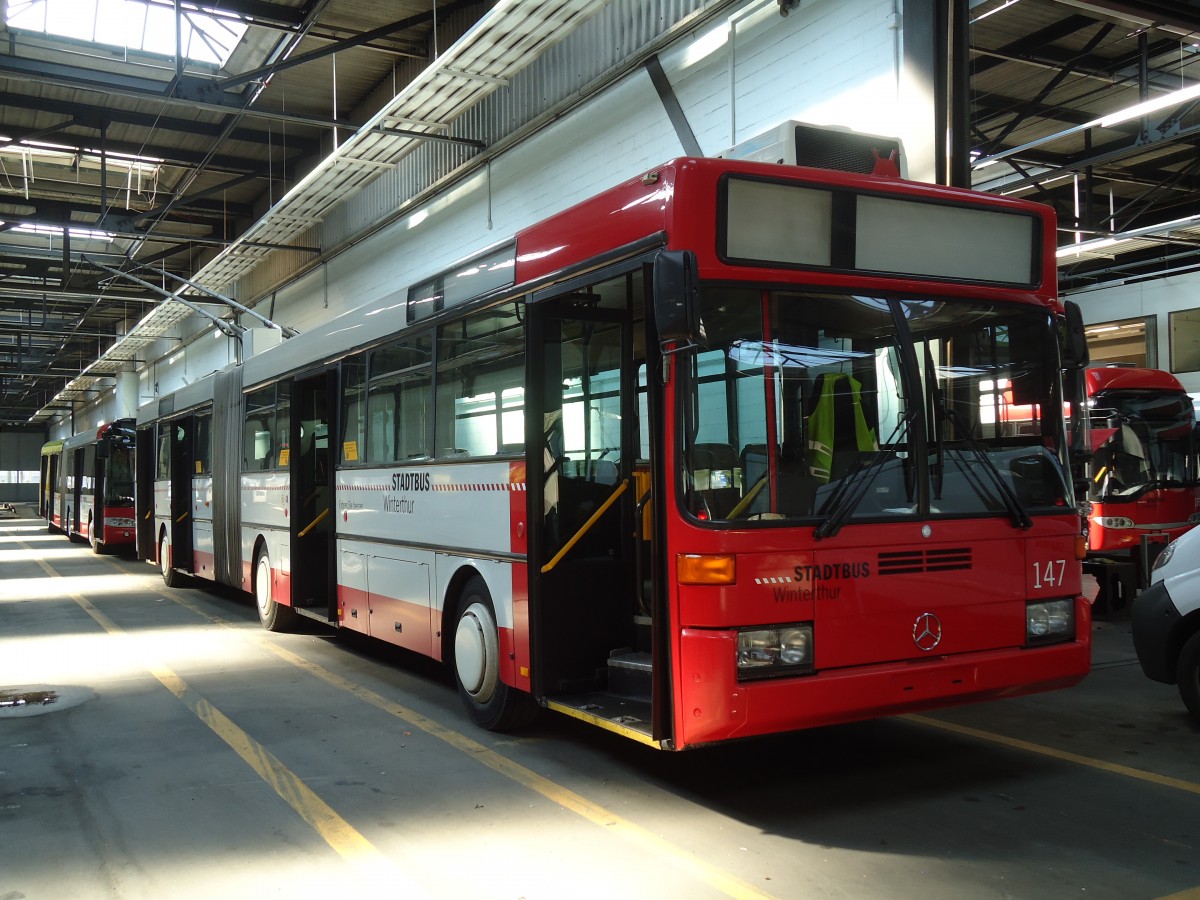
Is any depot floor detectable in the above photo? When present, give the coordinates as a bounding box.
[1,506,1197,900]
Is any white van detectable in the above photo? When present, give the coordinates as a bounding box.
[1132,525,1200,723]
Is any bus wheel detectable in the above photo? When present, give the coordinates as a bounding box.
[159,532,181,587]
[1177,632,1200,724]
[254,546,296,632]
[89,516,104,555]
[452,576,537,732]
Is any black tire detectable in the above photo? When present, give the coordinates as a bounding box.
[452,575,538,732]
[254,545,296,632]
[159,531,181,587]
[1177,631,1200,724]
[89,516,105,555]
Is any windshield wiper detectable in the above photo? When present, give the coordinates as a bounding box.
[924,345,944,500]
[814,411,916,540]
[943,406,1033,529]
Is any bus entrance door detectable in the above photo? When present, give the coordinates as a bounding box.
[135,426,155,559]
[529,278,651,730]
[290,371,334,617]
[169,417,194,574]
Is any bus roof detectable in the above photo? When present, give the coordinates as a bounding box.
[1085,366,1187,395]
[235,155,1059,392]
[514,156,1057,299]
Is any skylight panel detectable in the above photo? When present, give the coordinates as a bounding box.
[6,0,247,66]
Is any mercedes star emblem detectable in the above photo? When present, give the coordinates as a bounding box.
[913,612,943,651]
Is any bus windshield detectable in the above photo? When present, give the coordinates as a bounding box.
[1088,390,1198,499]
[682,290,1071,526]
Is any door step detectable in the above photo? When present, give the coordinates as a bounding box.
[607,649,651,701]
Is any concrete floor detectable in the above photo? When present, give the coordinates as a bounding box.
[2,506,1197,900]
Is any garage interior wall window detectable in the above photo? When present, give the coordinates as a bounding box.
[1084,316,1154,368]
[1169,308,1200,374]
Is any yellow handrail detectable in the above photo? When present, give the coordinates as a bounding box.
[541,480,629,574]
[298,507,330,539]
[726,475,768,519]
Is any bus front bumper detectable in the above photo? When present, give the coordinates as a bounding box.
[675,619,1091,748]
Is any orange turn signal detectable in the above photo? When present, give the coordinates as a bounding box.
[677,553,736,585]
[1074,534,1087,561]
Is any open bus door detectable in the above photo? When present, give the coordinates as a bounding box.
[527,265,665,744]
[69,447,84,537]
[290,369,335,619]
[169,417,195,574]
[41,448,60,528]
[135,426,156,560]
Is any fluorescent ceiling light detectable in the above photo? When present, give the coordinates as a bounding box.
[1096,82,1200,128]
[975,81,1200,170]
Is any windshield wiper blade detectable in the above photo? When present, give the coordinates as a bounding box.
[944,406,1033,529]
[814,411,916,540]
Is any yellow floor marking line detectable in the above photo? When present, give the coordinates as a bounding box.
[905,714,1200,796]
[159,590,776,900]
[30,554,427,898]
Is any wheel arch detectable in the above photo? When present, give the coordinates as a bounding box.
[1165,608,1200,683]
[441,563,486,665]
[250,533,270,592]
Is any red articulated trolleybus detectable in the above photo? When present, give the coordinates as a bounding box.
[1081,365,1199,608]
[137,149,1093,750]
[39,419,137,554]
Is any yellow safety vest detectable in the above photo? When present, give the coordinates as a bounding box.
[807,374,878,483]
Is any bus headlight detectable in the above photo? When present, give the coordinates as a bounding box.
[737,625,813,679]
[1095,517,1134,529]
[1026,599,1074,644]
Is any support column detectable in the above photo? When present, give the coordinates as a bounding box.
[114,370,139,420]
[899,0,950,185]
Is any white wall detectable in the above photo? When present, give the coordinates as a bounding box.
[73,0,930,430]
[1068,269,1200,395]
[269,0,904,336]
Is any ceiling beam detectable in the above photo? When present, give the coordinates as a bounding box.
[0,54,364,132]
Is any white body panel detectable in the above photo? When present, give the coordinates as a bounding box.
[335,461,523,653]
[1152,525,1200,617]
[192,475,216,581]
[241,470,290,595]
[153,479,171,564]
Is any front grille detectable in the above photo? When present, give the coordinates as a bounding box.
[877,547,972,575]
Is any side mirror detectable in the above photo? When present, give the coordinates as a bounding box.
[652,250,700,344]
[1062,300,1090,369]
[95,441,110,460]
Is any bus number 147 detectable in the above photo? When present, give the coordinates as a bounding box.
[1033,559,1067,589]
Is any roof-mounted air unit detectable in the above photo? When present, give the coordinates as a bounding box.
[721,121,905,177]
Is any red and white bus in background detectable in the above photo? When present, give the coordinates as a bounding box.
[136,145,1092,749]
[39,419,137,554]
[1080,365,1200,610]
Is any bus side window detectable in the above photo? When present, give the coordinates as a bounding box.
[435,304,523,458]
[341,355,366,465]
[244,388,274,471]
[369,336,431,462]
[156,432,171,480]
[194,414,211,475]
